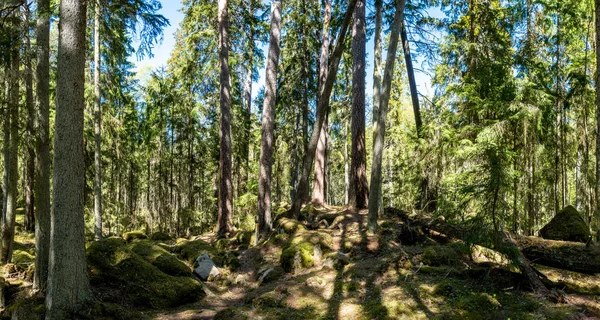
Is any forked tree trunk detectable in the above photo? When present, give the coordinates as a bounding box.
[349,0,369,209]
[33,0,51,293]
[217,0,234,237]
[291,0,358,218]
[367,0,406,232]
[311,0,331,207]
[257,0,282,236]
[46,0,91,316]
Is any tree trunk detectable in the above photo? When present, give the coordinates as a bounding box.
[257,0,282,236]
[595,0,600,238]
[34,0,51,293]
[291,0,358,218]
[311,0,331,207]
[372,0,382,128]
[367,0,406,232]
[401,22,422,136]
[24,3,35,233]
[46,0,91,316]
[242,4,254,194]
[217,0,234,237]
[1,15,20,264]
[349,0,369,209]
[93,2,103,241]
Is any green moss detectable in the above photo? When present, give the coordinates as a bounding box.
[123,231,147,242]
[281,242,315,273]
[12,250,35,269]
[214,308,249,320]
[453,292,501,312]
[86,238,203,309]
[130,240,190,276]
[235,231,253,246]
[422,244,468,267]
[540,205,591,242]
[173,238,216,264]
[8,292,45,320]
[277,218,306,234]
[150,232,172,241]
[289,231,333,250]
[215,238,236,250]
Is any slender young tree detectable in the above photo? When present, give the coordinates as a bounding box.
[349,0,369,209]
[311,0,331,206]
[367,0,405,232]
[291,0,358,217]
[257,0,282,237]
[93,0,103,241]
[372,0,382,128]
[217,0,234,237]
[33,0,51,293]
[46,0,91,316]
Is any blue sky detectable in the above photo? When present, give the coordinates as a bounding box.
[130,1,434,101]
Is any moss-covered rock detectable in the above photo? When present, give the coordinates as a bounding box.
[150,231,172,241]
[173,238,215,264]
[130,240,190,276]
[8,292,45,320]
[277,218,306,234]
[123,231,147,242]
[235,231,253,246]
[540,205,591,243]
[12,250,35,269]
[86,238,203,309]
[214,308,248,320]
[289,231,333,250]
[280,242,315,273]
[252,291,287,308]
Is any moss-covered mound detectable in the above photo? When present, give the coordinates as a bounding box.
[173,238,240,271]
[280,230,332,273]
[86,237,204,309]
[150,231,172,241]
[277,218,306,234]
[130,240,190,276]
[539,205,590,243]
[12,250,34,270]
[123,231,147,242]
[422,243,470,267]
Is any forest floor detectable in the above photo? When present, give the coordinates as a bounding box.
[2,206,600,319]
[151,206,600,320]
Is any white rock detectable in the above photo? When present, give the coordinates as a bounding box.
[194,252,220,281]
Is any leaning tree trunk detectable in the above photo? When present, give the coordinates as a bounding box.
[46,0,91,317]
[367,0,405,232]
[93,1,103,241]
[217,0,234,237]
[33,0,51,293]
[311,0,330,206]
[257,0,282,237]
[291,0,358,218]
[1,16,20,264]
[349,0,369,209]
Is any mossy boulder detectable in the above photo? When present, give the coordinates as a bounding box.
[539,205,591,243]
[277,218,306,234]
[123,231,147,242]
[150,231,173,241]
[173,238,216,264]
[289,231,333,250]
[86,238,203,309]
[235,231,253,246]
[422,243,469,267]
[8,292,45,320]
[12,250,35,270]
[130,240,190,276]
[281,242,316,273]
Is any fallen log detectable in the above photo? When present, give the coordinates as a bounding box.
[514,235,600,275]
[384,208,600,275]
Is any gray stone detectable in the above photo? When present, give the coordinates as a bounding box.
[194,252,220,281]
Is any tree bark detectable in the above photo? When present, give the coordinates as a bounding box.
[372,0,382,128]
[311,0,331,207]
[401,22,422,135]
[1,13,20,264]
[24,3,35,233]
[46,0,91,316]
[595,0,600,239]
[291,0,358,218]
[349,0,369,209]
[242,3,254,194]
[33,0,51,293]
[367,0,406,232]
[257,0,282,236]
[217,0,234,237]
[93,1,103,241]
